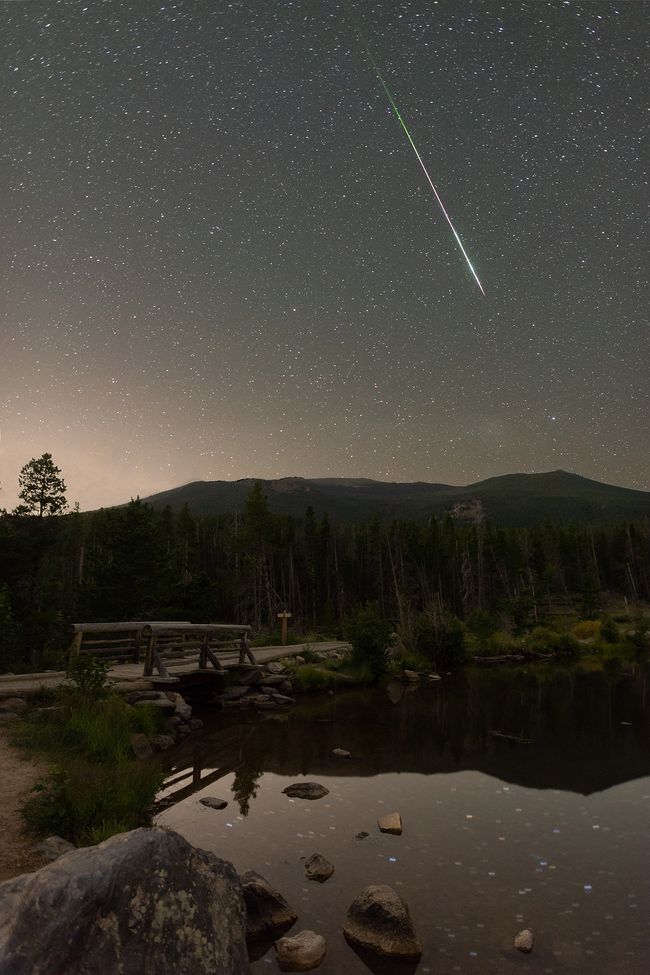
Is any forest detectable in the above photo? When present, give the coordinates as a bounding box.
[1,456,649,672]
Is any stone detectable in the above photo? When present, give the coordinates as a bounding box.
[135,697,175,712]
[294,656,306,665]
[274,930,327,972]
[355,832,369,840]
[378,812,402,835]
[514,928,535,953]
[124,690,160,704]
[240,870,298,942]
[0,827,249,975]
[255,700,280,710]
[343,885,422,959]
[149,733,175,751]
[189,717,204,732]
[282,782,329,800]
[31,836,75,862]
[129,732,154,760]
[403,669,420,682]
[427,672,442,681]
[258,675,287,687]
[332,748,351,759]
[175,699,193,721]
[200,796,228,811]
[268,693,294,705]
[0,712,20,726]
[265,661,285,674]
[238,667,263,685]
[223,685,250,701]
[0,697,28,714]
[278,680,294,696]
[304,854,334,883]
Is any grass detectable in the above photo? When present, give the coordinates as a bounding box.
[14,691,166,845]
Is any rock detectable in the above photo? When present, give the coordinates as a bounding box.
[177,723,191,735]
[124,690,160,704]
[240,870,298,942]
[304,853,335,883]
[274,930,327,972]
[294,656,306,665]
[403,669,420,682]
[135,697,175,712]
[514,928,535,953]
[268,693,294,705]
[0,712,20,726]
[332,748,351,759]
[255,700,280,710]
[278,680,294,695]
[258,675,287,687]
[378,812,402,835]
[343,885,422,959]
[189,717,204,732]
[149,733,175,751]
[265,661,285,674]
[0,827,249,975]
[175,699,193,722]
[427,672,442,681]
[238,667,263,685]
[0,697,28,714]
[129,732,154,760]
[31,836,75,862]
[223,685,250,701]
[282,782,329,800]
[355,832,369,840]
[200,796,228,811]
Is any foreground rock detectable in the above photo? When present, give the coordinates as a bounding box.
[343,885,422,958]
[282,782,329,800]
[332,747,351,759]
[378,812,402,835]
[304,853,335,883]
[275,930,327,972]
[514,928,535,953]
[241,870,298,942]
[0,827,249,975]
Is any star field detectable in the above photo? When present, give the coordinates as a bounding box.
[0,0,647,509]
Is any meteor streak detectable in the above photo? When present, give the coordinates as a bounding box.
[363,47,485,296]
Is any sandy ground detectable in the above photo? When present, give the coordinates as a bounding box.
[0,729,48,883]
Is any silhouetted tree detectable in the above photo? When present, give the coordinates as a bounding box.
[14,453,67,517]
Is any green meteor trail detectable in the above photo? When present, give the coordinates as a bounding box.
[364,47,485,296]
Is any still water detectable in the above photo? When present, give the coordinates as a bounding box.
[156,665,650,974]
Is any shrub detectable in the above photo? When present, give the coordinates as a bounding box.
[65,654,110,705]
[414,614,466,669]
[600,616,619,644]
[346,604,391,679]
[572,620,601,641]
[525,627,580,656]
[465,610,500,641]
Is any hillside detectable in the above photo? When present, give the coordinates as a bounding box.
[138,471,650,526]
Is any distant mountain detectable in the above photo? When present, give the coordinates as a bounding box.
[137,471,650,526]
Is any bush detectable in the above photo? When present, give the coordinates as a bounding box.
[65,654,110,705]
[600,616,619,644]
[465,610,500,641]
[346,604,391,679]
[413,614,466,670]
[572,620,601,641]
[525,626,580,656]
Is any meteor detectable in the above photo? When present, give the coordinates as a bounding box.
[364,47,485,296]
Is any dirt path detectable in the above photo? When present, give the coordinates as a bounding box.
[0,729,48,882]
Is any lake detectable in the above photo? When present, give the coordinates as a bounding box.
[156,664,650,973]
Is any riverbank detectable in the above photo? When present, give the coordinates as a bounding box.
[0,729,47,882]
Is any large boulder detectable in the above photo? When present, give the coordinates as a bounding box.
[343,884,422,958]
[275,929,327,971]
[0,827,249,975]
[241,870,298,942]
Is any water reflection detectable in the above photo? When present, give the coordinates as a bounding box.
[155,666,650,973]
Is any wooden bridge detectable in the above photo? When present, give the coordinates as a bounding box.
[69,621,257,683]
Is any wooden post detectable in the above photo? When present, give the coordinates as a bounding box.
[277,611,292,646]
[68,630,83,659]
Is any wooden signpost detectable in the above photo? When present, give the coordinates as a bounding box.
[277,611,292,646]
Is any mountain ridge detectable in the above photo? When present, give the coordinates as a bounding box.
[134,470,650,527]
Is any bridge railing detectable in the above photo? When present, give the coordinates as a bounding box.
[68,621,256,677]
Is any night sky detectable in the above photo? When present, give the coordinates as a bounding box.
[1,1,647,510]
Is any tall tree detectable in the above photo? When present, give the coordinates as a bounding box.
[15,453,67,517]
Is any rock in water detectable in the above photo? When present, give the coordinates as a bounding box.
[343,885,422,958]
[282,782,329,800]
[332,748,351,759]
[240,870,298,942]
[378,812,402,835]
[200,796,228,810]
[514,928,535,953]
[304,854,335,883]
[274,930,327,972]
[0,827,249,975]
